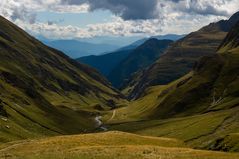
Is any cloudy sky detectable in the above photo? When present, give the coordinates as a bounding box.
[0,0,239,40]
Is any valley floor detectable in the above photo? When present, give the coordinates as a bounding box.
[104,107,239,151]
[0,131,239,159]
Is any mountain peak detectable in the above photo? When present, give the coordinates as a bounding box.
[219,20,239,51]
[137,38,173,50]
[200,11,239,32]
[228,11,239,23]
[144,38,159,43]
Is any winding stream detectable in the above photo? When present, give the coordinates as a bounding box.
[95,116,108,131]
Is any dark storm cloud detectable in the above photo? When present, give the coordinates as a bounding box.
[62,0,159,20]
[61,0,232,20]
[182,0,229,16]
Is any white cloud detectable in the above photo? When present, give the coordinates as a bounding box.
[0,0,89,22]
[15,17,163,39]
[0,0,239,39]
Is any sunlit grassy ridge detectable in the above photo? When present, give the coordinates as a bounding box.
[1,131,239,159]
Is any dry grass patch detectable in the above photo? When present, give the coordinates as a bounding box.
[0,131,239,159]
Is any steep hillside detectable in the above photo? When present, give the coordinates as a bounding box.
[219,20,239,50]
[43,40,120,58]
[108,39,173,88]
[104,20,239,151]
[0,16,125,142]
[77,49,132,77]
[125,11,239,99]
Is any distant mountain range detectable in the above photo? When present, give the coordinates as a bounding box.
[117,34,185,52]
[78,49,132,77]
[108,39,173,88]
[78,34,185,46]
[40,34,185,59]
[79,39,173,88]
[77,34,184,87]
[42,40,121,58]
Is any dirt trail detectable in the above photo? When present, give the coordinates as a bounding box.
[108,110,116,121]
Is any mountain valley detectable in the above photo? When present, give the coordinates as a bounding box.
[0,6,239,159]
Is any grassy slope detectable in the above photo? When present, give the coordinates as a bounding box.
[103,22,239,151]
[104,51,239,150]
[0,16,126,142]
[1,131,239,159]
[107,108,239,149]
[209,133,239,152]
[125,12,239,99]
[124,31,227,99]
